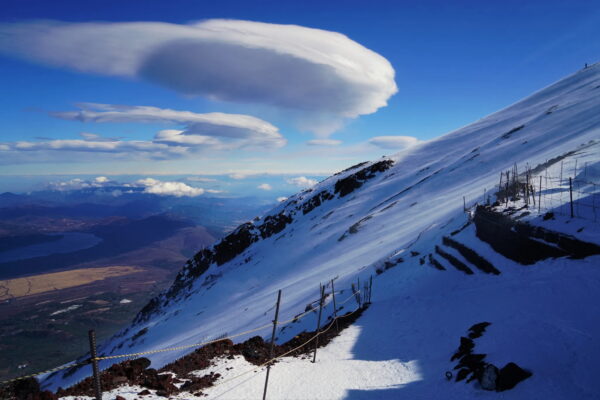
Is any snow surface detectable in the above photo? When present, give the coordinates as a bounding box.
[50,63,600,399]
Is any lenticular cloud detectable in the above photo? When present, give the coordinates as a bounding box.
[0,19,397,118]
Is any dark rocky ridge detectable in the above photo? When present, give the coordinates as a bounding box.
[132,160,393,324]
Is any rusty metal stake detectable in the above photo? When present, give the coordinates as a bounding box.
[262,290,282,400]
[330,279,339,332]
[88,329,102,400]
[312,284,325,363]
[569,177,574,218]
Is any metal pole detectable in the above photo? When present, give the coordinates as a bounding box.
[263,290,282,400]
[312,284,325,363]
[330,279,339,332]
[569,177,574,218]
[88,329,102,400]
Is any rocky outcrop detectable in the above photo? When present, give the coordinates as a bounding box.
[334,160,394,197]
[302,190,334,215]
[449,322,532,392]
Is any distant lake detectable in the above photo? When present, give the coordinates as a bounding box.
[0,233,102,263]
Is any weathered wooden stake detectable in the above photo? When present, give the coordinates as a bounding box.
[525,172,530,206]
[357,277,361,308]
[330,279,339,331]
[312,284,325,363]
[569,177,574,218]
[88,329,102,400]
[538,176,542,213]
[262,290,282,400]
[560,161,563,185]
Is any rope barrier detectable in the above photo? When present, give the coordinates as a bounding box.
[207,299,363,392]
[0,285,362,389]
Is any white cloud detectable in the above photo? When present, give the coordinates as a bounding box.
[48,177,113,191]
[56,103,286,149]
[277,197,288,202]
[136,178,204,197]
[306,139,342,146]
[229,173,248,180]
[0,19,397,131]
[205,189,224,194]
[368,135,421,150]
[286,176,318,188]
[5,137,188,160]
[0,104,286,163]
[257,183,272,191]
[94,176,109,183]
[186,176,217,182]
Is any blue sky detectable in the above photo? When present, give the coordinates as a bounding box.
[1,0,599,193]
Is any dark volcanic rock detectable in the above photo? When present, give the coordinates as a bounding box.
[302,190,335,215]
[479,363,499,390]
[334,160,394,197]
[0,377,58,400]
[468,322,491,339]
[496,362,532,391]
[258,212,293,239]
[213,223,259,266]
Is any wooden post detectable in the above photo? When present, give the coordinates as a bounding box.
[312,284,325,363]
[88,330,102,400]
[498,172,503,198]
[262,290,282,400]
[538,176,542,213]
[357,277,361,308]
[569,177,574,218]
[525,172,529,206]
[560,161,563,185]
[330,279,339,332]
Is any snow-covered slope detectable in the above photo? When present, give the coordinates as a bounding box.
[49,63,600,398]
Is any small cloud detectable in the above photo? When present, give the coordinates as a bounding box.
[306,139,342,146]
[229,173,248,180]
[277,197,288,202]
[48,177,112,191]
[287,176,318,188]
[368,135,421,150]
[187,176,217,182]
[206,189,224,194]
[136,177,205,197]
[257,183,272,191]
